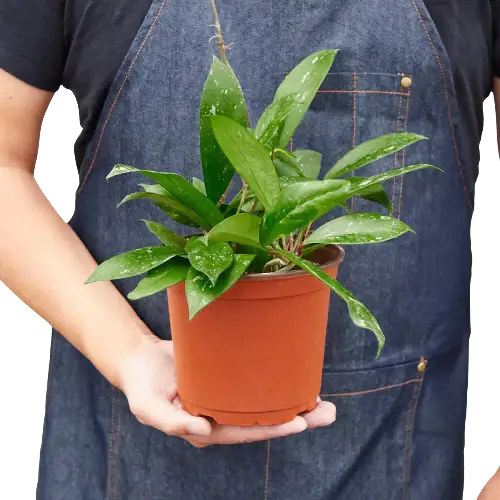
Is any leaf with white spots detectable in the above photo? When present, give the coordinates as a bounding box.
[86,246,183,283]
[200,56,249,202]
[185,254,255,319]
[141,220,187,248]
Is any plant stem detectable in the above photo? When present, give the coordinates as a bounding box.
[263,257,288,273]
[236,181,248,214]
[210,0,229,64]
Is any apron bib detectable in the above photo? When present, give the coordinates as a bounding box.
[38,1,474,498]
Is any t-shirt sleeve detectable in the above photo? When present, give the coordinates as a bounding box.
[0,0,65,91]
[493,0,500,77]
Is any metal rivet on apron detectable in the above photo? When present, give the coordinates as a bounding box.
[401,76,412,88]
[417,356,427,374]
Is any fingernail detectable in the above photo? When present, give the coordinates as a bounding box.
[187,421,211,436]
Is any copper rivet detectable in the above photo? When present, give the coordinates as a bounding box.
[401,76,412,88]
[417,356,427,373]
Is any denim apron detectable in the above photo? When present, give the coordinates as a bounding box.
[37,0,475,498]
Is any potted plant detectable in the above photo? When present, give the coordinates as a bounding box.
[86,1,438,426]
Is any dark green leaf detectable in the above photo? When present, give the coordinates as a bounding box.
[141,220,187,248]
[325,132,427,179]
[86,246,183,283]
[211,116,281,210]
[273,249,385,356]
[347,177,392,211]
[128,258,190,300]
[255,94,301,149]
[186,236,234,286]
[274,149,322,179]
[208,214,262,247]
[108,165,223,229]
[185,254,255,319]
[200,57,248,202]
[259,179,351,245]
[192,177,206,195]
[117,191,203,229]
[273,50,337,148]
[304,213,414,246]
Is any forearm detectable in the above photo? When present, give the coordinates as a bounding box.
[0,165,152,387]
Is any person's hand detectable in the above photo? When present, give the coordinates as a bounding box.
[479,468,500,500]
[118,336,336,447]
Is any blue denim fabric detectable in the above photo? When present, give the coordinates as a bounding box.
[37,0,474,498]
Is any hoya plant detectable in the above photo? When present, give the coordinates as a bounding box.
[87,29,438,355]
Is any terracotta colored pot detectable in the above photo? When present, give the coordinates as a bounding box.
[167,245,344,426]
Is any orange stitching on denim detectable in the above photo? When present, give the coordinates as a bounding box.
[76,0,169,196]
[397,93,411,219]
[264,440,271,500]
[320,378,422,398]
[402,376,424,499]
[392,88,404,215]
[105,391,116,500]
[317,90,410,96]
[410,0,472,210]
[351,72,358,211]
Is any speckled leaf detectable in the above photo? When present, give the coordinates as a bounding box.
[108,165,223,229]
[273,249,385,357]
[185,254,255,319]
[325,133,427,179]
[259,179,351,245]
[128,258,189,300]
[208,214,262,247]
[86,246,183,283]
[200,57,248,202]
[141,220,187,248]
[211,116,281,210]
[273,50,337,148]
[304,213,414,246]
[346,177,392,211]
[186,236,234,286]
[255,94,302,149]
[117,191,204,229]
[274,150,322,179]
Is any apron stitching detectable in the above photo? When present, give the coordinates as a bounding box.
[397,92,412,219]
[392,86,405,214]
[106,391,116,500]
[263,440,271,500]
[402,377,424,499]
[317,90,410,96]
[76,0,169,196]
[409,0,473,210]
[350,71,358,212]
[320,378,422,398]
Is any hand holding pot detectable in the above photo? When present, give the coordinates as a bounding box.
[118,336,337,447]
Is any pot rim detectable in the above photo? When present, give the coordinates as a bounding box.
[240,244,345,281]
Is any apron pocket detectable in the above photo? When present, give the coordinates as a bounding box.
[264,359,424,500]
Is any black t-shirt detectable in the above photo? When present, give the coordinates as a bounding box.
[0,0,498,169]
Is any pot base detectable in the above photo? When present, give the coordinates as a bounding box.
[182,398,317,426]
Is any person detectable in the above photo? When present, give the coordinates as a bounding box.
[0,0,498,498]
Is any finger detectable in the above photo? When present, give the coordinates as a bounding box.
[301,400,336,429]
[135,398,212,437]
[183,415,308,446]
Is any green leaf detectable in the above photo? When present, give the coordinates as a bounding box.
[108,165,223,229]
[141,220,187,248]
[207,213,262,247]
[273,50,337,148]
[259,179,351,245]
[192,177,206,195]
[211,116,281,210]
[200,57,248,202]
[117,191,203,229]
[273,249,385,356]
[304,213,414,246]
[128,258,190,300]
[325,132,427,179]
[274,149,322,179]
[86,246,183,283]
[186,236,234,286]
[185,254,255,319]
[341,164,441,199]
[347,177,392,211]
[255,94,301,149]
